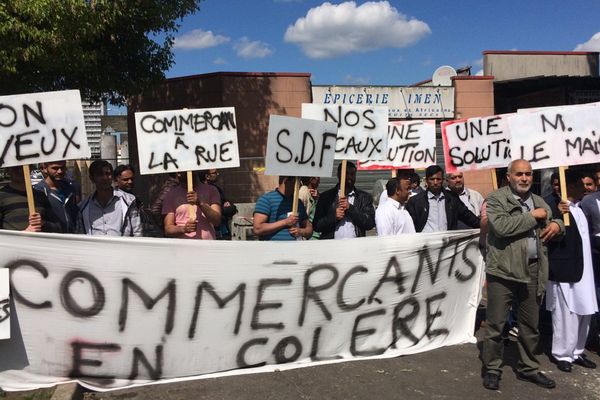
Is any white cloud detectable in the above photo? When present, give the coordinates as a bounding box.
[475,69,483,76]
[284,1,430,59]
[174,29,230,50]
[473,58,483,67]
[234,37,274,59]
[213,57,228,65]
[575,32,600,51]
[344,74,370,84]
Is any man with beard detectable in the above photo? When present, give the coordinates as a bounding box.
[482,159,564,390]
[405,165,480,232]
[313,162,375,239]
[34,160,79,233]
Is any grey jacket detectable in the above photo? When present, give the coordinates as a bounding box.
[486,186,565,296]
[77,189,142,237]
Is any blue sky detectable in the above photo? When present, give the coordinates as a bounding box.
[166,0,600,86]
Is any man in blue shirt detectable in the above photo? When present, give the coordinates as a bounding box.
[253,176,312,241]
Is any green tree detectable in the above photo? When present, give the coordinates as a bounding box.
[0,0,201,104]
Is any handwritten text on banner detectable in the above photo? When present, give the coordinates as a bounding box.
[135,107,240,175]
[0,90,90,168]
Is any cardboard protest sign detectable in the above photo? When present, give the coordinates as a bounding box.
[0,90,90,168]
[264,115,338,177]
[508,104,600,170]
[135,107,240,174]
[359,120,436,170]
[441,114,512,174]
[0,269,9,340]
[301,103,388,160]
[0,229,483,391]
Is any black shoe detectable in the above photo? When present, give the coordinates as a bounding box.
[556,360,572,372]
[516,372,556,389]
[483,372,500,390]
[574,356,597,369]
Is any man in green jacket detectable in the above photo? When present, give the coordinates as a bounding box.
[482,159,564,391]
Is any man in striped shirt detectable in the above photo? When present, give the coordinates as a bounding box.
[0,166,61,232]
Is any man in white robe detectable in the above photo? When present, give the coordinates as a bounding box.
[546,172,598,372]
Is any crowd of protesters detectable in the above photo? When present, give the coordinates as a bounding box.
[1,158,600,391]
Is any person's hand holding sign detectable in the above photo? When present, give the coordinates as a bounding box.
[25,213,42,232]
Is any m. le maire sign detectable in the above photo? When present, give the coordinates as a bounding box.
[312,86,455,119]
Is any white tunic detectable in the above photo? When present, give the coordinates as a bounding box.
[546,204,598,316]
[375,197,416,236]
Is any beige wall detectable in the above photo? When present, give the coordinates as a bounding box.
[484,51,599,81]
[452,76,496,198]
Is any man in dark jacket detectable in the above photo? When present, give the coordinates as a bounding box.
[34,160,79,233]
[405,165,480,232]
[313,162,375,239]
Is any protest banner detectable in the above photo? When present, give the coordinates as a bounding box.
[301,104,388,161]
[441,114,512,174]
[359,120,436,171]
[0,90,90,169]
[0,269,9,340]
[507,104,600,170]
[0,230,483,391]
[134,107,240,175]
[0,90,90,214]
[264,115,338,178]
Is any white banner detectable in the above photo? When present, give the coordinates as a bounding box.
[508,104,600,169]
[301,103,388,161]
[441,114,512,173]
[265,115,338,177]
[0,230,483,391]
[0,90,90,168]
[359,120,436,170]
[0,268,9,340]
[134,107,240,175]
[311,86,455,119]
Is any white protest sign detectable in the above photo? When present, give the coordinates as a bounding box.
[359,120,436,170]
[0,90,90,168]
[508,104,600,170]
[0,268,9,340]
[302,103,388,160]
[135,107,240,175]
[441,114,512,174]
[0,230,483,391]
[265,115,338,177]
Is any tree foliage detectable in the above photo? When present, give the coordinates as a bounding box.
[0,0,201,104]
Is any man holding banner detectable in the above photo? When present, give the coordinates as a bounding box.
[253,176,312,241]
[0,166,61,232]
[482,159,563,390]
[313,162,375,239]
[162,171,221,240]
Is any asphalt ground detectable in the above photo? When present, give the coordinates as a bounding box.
[4,327,600,400]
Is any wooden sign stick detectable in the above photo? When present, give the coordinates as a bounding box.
[558,166,570,226]
[291,177,300,216]
[491,169,498,190]
[187,170,196,223]
[339,160,347,198]
[22,165,36,215]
